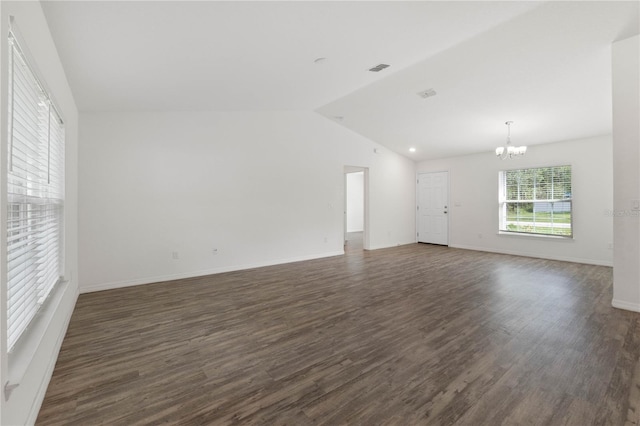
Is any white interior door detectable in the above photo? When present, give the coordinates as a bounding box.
[418,172,449,245]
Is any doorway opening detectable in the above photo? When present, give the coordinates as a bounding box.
[344,166,369,252]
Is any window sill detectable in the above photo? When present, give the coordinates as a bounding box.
[498,231,574,240]
[6,279,69,396]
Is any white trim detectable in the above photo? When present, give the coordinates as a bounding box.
[497,165,573,239]
[343,166,370,250]
[611,299,640,313]
[23,283,77,425]
[416,170,450,245]
[449,244,613,267]
[415,172,419,243]
[7,283,65,385]
[6,22,66,352]
[80,250,345,294]
[363,168,370,250]
[367,242,415,250]
[497,231,574,240]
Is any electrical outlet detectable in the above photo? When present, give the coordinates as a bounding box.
[172,251,179,260]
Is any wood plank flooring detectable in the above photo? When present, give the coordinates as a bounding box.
[37,244,640,425]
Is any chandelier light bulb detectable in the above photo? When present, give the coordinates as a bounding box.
[496,121,527,159]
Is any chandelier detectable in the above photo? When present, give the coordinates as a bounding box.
[495,121,526,159]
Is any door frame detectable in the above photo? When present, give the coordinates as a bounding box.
[344,166,370,250]
[416,170,450,245]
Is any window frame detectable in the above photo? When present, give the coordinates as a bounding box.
[6,24,66,353]
[498,165,573,238]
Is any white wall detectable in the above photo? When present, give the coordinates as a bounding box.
[612,35,640,312]
[79,111,416,292]
[417,135,613,266]
[0,2,79,424]
[346,171,364,232]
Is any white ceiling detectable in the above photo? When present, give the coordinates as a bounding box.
[41,1,639,160]
[317,1,640,160]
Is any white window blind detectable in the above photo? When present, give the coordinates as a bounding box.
[6,30,65,351]
[499,165,572,237]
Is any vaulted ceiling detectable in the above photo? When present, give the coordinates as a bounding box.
[42,1,639,160]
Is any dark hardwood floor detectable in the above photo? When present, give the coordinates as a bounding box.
[37,244,640,425]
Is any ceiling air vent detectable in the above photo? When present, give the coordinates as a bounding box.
[369,63,390,72]
[417,88,437,99]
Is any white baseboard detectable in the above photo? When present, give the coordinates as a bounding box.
[367,241,416,250]
[80,250,345,294]
[612,299,640,313]
[449,244,613,267]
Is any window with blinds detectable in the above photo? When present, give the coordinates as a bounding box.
[498,165,572,237]
[6,30,65,352]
